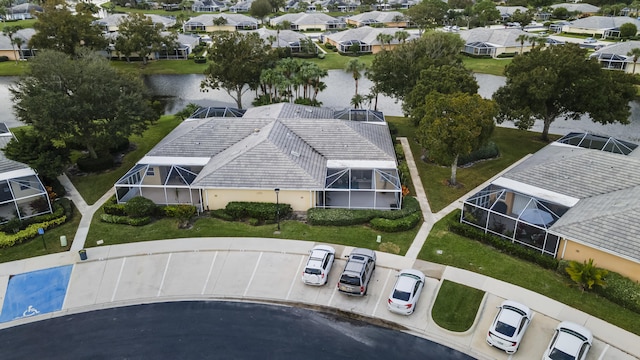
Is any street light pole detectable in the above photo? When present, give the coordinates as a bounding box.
[274,188,280,232]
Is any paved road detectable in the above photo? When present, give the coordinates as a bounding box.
[0,301,475,360]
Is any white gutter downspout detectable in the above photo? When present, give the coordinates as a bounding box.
[561,237,568,259]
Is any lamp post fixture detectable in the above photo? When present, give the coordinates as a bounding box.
[274,188,280,232]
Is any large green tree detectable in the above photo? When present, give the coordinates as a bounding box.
[250,0,272,21]
[404,64,478,124]
[115,13,177,64]
[368,32,464,106]
[415,92,496,186]
[471,0,500,27]
[202,32,276,109]
[494,44,636,141]
[406,0,449,34]
[29,0,106,56]
[10,50,158,159]
[2,128,70,180]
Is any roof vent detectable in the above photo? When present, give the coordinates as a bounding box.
[306,109,313,113]
[291,150,300,157]
[253,128,260,134]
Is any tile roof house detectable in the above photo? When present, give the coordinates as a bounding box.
[589,40,640,74]
[462,133,640,281]
[94,13,177,33]
[561,16,640,38]
[2,2,41,21]
[115,103,402,212]
[269,12,346,31]
[322,26,416,54]
[191,0,227,12]
[496,6,528,22]
[0,28,35,61]
[183,13,259,32]
[459,28,533,58]
[247,27,310,49]
[346,11,408,28]
[0,124,52,224]
[550,3,600,15]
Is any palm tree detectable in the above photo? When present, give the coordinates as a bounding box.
[376,33,393,50]
[627,48,640,74]
[350,94,364,109]
[516,34,528,54]
[345,58,366,97]
[12,36,23,63]
[2,25,21,64]
[565,259,607,292]
[394,30,409,43]
[213,16,227,26]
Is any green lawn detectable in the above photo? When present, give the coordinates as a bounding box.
[386,117,557,213]
[110,58,209,75]
[0,60,28,76]
[431,280,485,332]
[419,212,640,336]
[0,19,37,31]
[69,114,182,205]
[462,56,509,76]
[86,213,420,255]
[0,203,80,263]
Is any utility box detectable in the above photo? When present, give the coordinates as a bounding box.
[60,235,67,247]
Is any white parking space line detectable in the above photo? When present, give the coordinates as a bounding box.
[111,257,126,302]
[372,270,393,316]
[156,253,172,297]
[327,284,338,307]
[597,344,610,360]
[243,252,263,297]
[286,256,305,300]
[201,251,218,295]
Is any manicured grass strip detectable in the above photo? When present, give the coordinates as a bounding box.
[462,56,509,76]
[110,59,209,75]
[419,211,640,336]
[0,61,28,76]
[0,203,81,263]
[86,215,419,255]
[69,114,182,205]
[431,280,485,332]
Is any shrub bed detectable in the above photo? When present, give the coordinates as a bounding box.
[594,272,640,313]
[370,212,422,232]
[225,201,292,221]
[448,213,559,270]
[100,214,151,226]
[0,216,67,248]
[210,209,234,221]
[307,196,421,226]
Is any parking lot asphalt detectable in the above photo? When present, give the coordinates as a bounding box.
[0,238,638,360]
[0,137,638,359]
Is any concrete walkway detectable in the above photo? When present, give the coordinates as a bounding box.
[0,143,637,359]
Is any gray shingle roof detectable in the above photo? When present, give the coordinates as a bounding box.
[347,10,404,24]
[550,3,600,13]
[0,28,34,51]
[459,28,531,47]
[147,104,396,190]
[568,16,640,30]
[270,12,339,26]
[186,13,257,26]
[499,142,640,262]
[591,40,640,58]
[324,26,414,45]
[0,134,30,174]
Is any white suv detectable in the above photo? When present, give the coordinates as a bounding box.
[301,245,335,286]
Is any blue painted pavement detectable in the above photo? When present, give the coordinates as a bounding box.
[0,265,73,322]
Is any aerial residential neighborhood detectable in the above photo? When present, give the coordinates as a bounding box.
[0,0,639,358]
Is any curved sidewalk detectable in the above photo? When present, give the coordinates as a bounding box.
[0,238,637,360]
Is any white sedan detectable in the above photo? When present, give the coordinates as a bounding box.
[542,321,593,360]
[387,269,425,315]
[301,245,335,286]
[486,300,533,354]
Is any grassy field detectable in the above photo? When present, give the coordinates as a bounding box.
[110,58,209,75]
[0,60,28,76]
[0,203,81,263]
[86,212,420,254]
[0,19,37,31]
[419,212,640,336]
[431,280,485,332]
[69,114,182,205]
[462,56,510,76]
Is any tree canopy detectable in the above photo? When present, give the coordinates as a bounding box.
[11,50,158,159]
[471,0,500,27]
[368,32,464,107]
[494,44,636,141]
[201,32,277,109]
[30,0,107,56]
[2,128,70,180]
[416,92,496,186]
[115,13,177,64]
[406,0,449,33]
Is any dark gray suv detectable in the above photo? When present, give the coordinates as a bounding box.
[337,248,376,296]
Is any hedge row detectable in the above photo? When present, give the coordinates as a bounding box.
[307,196,420,226]
[225,202,292,221]
[0,216,67,248]
[448,220,559,270]
[370,212,422,232]
[100,214,151,226]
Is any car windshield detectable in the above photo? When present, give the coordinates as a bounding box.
[340,274,361,286]
[304,268,321,275]
[392,289,411,301]
[495,321,516,337]
[548,348,575,360]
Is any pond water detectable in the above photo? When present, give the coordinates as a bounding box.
[1,72,640,142]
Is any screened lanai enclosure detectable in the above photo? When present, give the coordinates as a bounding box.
[0,173,52,224]
[318,168,402,210]
[461,184,570,256]
[115,163,203,211]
